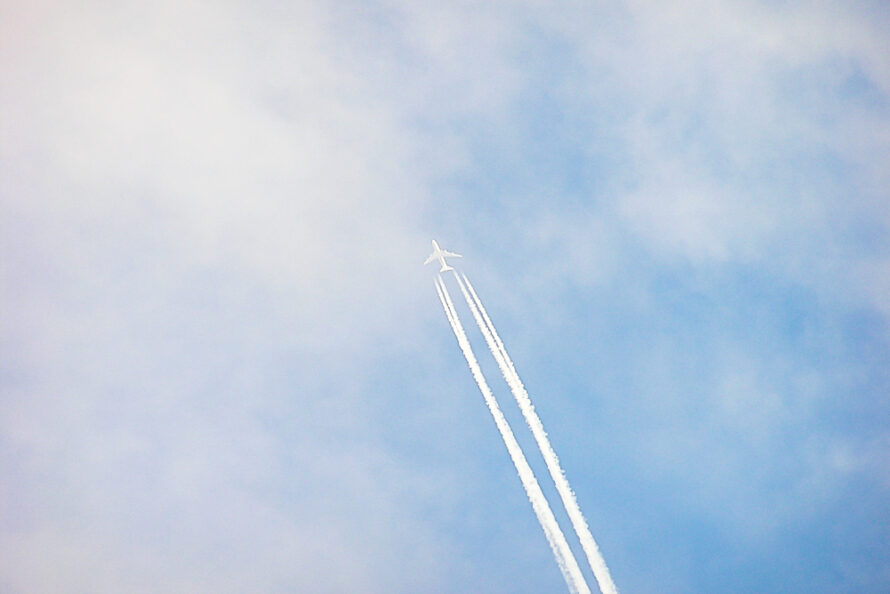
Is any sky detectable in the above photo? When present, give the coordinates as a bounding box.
[1,0,889,592]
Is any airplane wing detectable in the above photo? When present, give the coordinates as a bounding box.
[424,253,437,265]
[442,251,462,258]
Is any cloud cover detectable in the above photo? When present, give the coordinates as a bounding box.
[2,0,889,592]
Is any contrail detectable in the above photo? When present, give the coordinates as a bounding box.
[434,276,591,594]
[456,272,619,594]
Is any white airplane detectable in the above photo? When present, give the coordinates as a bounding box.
[424,240,462,272]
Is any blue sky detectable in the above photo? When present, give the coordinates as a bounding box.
[2,1,889,592]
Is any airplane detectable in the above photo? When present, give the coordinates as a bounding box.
[424,240,462,273]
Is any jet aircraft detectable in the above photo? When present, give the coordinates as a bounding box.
[424,240,462,272]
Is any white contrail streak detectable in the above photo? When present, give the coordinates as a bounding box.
[456,272,619,594]
[434,276,591,594]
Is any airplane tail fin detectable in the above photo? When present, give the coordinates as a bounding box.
[440,264,454,273]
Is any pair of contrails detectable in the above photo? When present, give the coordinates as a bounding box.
[426,241,618,594]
